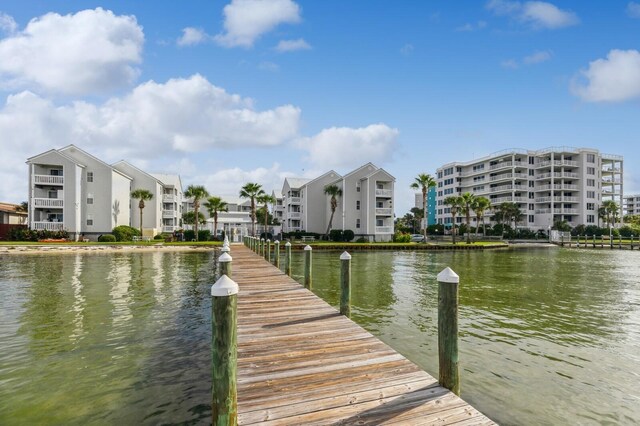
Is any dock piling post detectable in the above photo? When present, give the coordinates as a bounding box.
[285,242,292,276]
[260,238,264,256]
[561,234,564,247]
[631,235,634,250]
[340,251,352,317]
[219,252,232,278]
[304,245,312,289]
[274,241,280,267]
[619,234,622,249]
[593,235,596,248]
[437,267,460,396]
[266,239,271,261]
[210,275,239,425]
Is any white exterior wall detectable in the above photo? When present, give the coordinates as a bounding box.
[624,195,640,216]
[301,171,341,235]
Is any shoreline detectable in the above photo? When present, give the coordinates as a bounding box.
[0,244,219,255]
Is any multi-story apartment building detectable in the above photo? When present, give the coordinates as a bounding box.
[414,186,437,227]
[435,147,623,231]
[182,196,253,241]
[151,173,183,233]
[280,163,395,241]
[624,194,640,216]
[27,146,183,240]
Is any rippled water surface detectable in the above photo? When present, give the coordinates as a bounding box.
[1,247,639,425]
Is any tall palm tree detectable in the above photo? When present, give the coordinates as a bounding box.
[444,195,462,244]
[324,184,343,236]
[257,193,276,236]
[601,200,620,228]
[410,173,437,240]
[239,183,265,236]
[472,196,491,237]
[204,196,228,240]
[184,185,209,241]
[459,192,476,244]
[495,202,523,237]
[130,189,153,237]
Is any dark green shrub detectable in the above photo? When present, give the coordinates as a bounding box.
[355,237,367,243]
[154,234,164,240]
[260,232,274,240]
[183,230,195,241]
[198,230,211,241]
[343,230,355,242]
[112,225,140,242]
[329,229,343,242]
[619,225,640,237]
[98,234,116,242]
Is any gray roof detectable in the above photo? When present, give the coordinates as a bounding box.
[150,173,182,189]
[285,177,312,189]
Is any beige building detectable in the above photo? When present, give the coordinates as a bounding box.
[435,147,623,230]
[624,194,640,216]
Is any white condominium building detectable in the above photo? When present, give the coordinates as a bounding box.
[435,147,623,230]
[27,145,183,240]
[624,195,640,216]
[281,163,395,241]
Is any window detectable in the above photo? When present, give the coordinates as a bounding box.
[529,193,534,199]
[376,219,384,226]
[473,176,485,182]
[87,172,94,182]
[444,188,454,195]
[438,209,443,215]
[587,154,595,163]
[529,215,534,223]
[87,214,93,226]
[438,191,443,197]
[87,193,94,205]
[356,184,360,192]
[587,179,595,187]
[529,170,534,176]
[376,201,383,208]
[529,157,535,165]
[377,183,383,189]
[587,167,595,175]
[438,182,443,188]
[50,169,63,176]
[356,200,360,210]
[587,191,595,198]
[587,203,595,210]
[356,219,360,228]
[473,164,485,172]
[529,204,534,210]
[587,214,595,223]
[48,190,58,199]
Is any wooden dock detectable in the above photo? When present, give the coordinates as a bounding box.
[230,245,495,425]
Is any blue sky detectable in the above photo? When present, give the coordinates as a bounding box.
[1,0,639,215]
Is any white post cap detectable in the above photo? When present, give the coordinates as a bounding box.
[221,245,230,253]
[266,239,270,243]
[219,252,232,263]
[285,242,291,247]
[340,251,351,260]
[437,267,459,284]
[275,240,280,245]
[211,274,239,296]
[304,245,312,251]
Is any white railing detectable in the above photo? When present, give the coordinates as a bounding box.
[287,226,302,231]
[33,198,64,208]
[535,209,551,214]
[375,189,393,197]
[375,208,393,216]
[563,209,578,214]
[563,172,579,178]
[32,221,64,231]
[489,161,513,171]
[162,210,176,218]
[288,197,301,203]
[490,185,523,193]
[563,184,578,190]
[163,194,175,202]
[163,226,177,233]
[563,196,579,202]
[34,175,64,185]
[375,226,393,233]
[535,197,551,203]
[288,212,301,218]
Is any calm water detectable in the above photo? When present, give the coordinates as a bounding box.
[1,248,639,425]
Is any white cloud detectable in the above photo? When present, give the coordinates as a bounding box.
[0,12,17,34]
[215,0,302,48]
[275,38,311,52]
[501,59,519,69]
[177,27,210,46]
[571,49,640,102]
[455,21,488,32]
[0,8,143,96]
[195,164,291,199]
[487,0,579,29]
[400,44,414,55]
[300,124,399,169]
[628,2,640,18]
[523,50,552,64]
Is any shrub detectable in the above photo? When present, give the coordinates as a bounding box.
[154,234,164,240]
[183,230,195,241]
[343,229,355,242]
[329,229,343,242]
[619,225,640,238]
[393,232,411,243]
[98,234,116,242]
[112,225,140,242]
[355,237,367,243]
[198,230,211,241]
[8,228,69,241]
[260,232,274,240]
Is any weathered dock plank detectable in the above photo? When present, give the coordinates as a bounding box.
[231,245,494,425]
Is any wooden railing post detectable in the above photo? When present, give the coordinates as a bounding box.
[619,234,622,249]
[631,235,634,250]
[340,251,351,317]
[592,235,596,248]
[266,239,271,261]
[219,252,232,278]
[560,234,564,247]
[259,238,264,256]
[304,245,312,289]
[437,267,460,396]
[274,241,280,267]
[211,275,239,425]
[285,242,292,276]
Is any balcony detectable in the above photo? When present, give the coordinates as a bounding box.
[490,185,523,193]
[287,197,301,204]
[34,174,64,185]
[535,209,552,214]
[563,184,578,190]
[33,198,64,208]
[375,189,393,197]
[490,196,527,204]
[489,161,513,171]
[288,212,301,218]
[162,210,176,218]
[163,194,176,202]
[489,173,528,182]
[563,172,579,178]
[375,226,393,233]
[535,160,578,168]
[375,208,393,216]
[163,226,177,233]
[32,221,64,231]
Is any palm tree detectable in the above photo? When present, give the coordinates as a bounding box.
[410,173,437,240]
[410,207,424,234]
[184,185,209,241]
[324,184,343,236]
[459,192,476,244]
[130,189,153,237]
[473,197,491,237]
[239,183,265,236]
[601,200,620,228]
[444,195,462,244]
[204,196,228,240]
[495,202,523,237]
[257,193,276,236]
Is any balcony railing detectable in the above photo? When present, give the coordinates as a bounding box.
[490,185,523,193]
[162,210,176,218]
[375,226,393,233]
[490,196,527,204]
[163,226,177,233]
[375,208,393,216]
[32,221,64,231]
[34,175,64,185]
[33,198,64,208]
[489,161,513,171]
[287,197,301,203]
[375,189,393,197]
[288,212,301,218]
[163,194,176,202]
